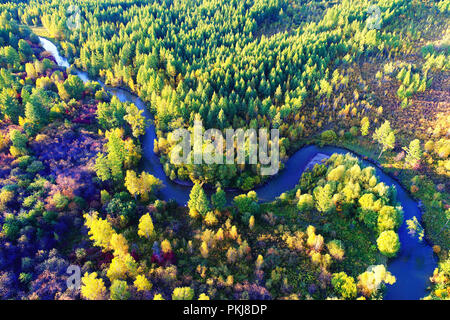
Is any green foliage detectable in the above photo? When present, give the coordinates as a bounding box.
[321,130,337,144]
[0,88,22,124]
[9,129,28,156]
[188,183,210,217]
[233,191,259,215]
[94,128,140,182]
[297,193,314,212]
[110,280,130,300]
[332,272,357,299]
[62,75,84,100]
[96,96,127,130]
[211,187,226,211]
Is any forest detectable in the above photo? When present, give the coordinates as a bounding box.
[0,0,448,300]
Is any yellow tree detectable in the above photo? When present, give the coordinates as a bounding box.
[134,274,152,292]
[140,171,162,201]
[110,233,129,257]
[357,265,396,297]
[137,213,154,239]
[172,287,194,300]
[107,253,137,281]
[125,170,162,201]
[161,239,172,254]
[84,212,115,251]
[124,170,140,199]
[81,272,107,300]
[198,293,210,300]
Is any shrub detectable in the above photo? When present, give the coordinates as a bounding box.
[321,130,337,143]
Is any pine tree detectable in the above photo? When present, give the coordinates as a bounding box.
[63,75,84,100]
[211,187,226,211]
[0,88,22,124]
[188,183,210,217]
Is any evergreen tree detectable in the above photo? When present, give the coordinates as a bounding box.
[188,183,210,217]
[211,187,226,211]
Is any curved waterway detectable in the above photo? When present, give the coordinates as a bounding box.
[39,37,436,300]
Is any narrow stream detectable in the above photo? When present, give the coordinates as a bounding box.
[39,36,437,300]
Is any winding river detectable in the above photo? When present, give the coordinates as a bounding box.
[39,37,437,300]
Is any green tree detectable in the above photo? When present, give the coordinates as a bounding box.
[97,96,127,130]
[0,88,22,124]
[63,75,84,100]
[233,191,259,215]
[321,130,337,143]
[18,39,32,60]
[9,129,28,156]
[297,193,314,212]
[188,183,210,217]
[211,187,226,211]
[110,280,130,300]
[25,88,50,127]
[332,272,357,299]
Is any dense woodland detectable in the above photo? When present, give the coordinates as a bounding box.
[0,0,448,300]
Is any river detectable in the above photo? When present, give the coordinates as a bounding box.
[38,36,436,300]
